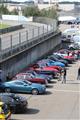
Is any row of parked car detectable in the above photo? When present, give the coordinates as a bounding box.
[0,49,80,119]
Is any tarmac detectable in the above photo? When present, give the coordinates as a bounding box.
[12,59,80,120]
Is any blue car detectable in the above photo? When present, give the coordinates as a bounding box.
[47,59,65,67]
[38,59,65,67]
[0,80,46,95]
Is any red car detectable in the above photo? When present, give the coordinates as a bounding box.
[13,73,48,86]
[64,55,75,61]
[28,63,61,78]
[29,63,61,72]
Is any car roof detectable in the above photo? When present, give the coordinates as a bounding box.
[0,93,15,98]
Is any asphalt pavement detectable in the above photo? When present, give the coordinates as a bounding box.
[11,60,80,120]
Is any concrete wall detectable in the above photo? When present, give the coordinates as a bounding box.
[0,32,61,80]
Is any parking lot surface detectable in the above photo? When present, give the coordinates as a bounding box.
[11,60,80,120]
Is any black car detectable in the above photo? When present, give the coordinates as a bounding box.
[0,93,28,113]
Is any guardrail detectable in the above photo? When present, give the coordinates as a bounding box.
[0,24,23,34]
[0,23,58,62]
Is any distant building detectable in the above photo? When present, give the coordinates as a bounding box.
[75,2,80,11]
[59,3,74,11]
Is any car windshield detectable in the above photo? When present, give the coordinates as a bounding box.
[30,74,35,78]
[49,59,54,63]
[39,63,46,67]
[23,80,32,85]
[32,71,37,76]
[51,56,58,60]
[57,55,64,59]
[17,75,26,79]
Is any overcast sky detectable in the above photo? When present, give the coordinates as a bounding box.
[11,0,80,2]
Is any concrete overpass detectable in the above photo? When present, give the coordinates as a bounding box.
[0,19,61,80]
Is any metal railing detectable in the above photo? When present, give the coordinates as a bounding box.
[0,23,58,62]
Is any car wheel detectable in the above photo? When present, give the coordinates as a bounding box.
[32,89,39,95]
[5,88,11,93]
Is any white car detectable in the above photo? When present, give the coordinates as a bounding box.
[61,28,80,41]
[72,35,80,48]
[54,52,68,57]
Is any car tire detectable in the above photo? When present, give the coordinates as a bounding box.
[5,88,11,93]
[32,89,39,95]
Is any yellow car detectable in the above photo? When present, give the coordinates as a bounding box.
[0,101,11,120]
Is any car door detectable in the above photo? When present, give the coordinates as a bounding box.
[12,81,26,93]
[22,81,33,93]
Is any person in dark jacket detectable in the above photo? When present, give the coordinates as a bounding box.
[6,72,12,81]
[62,67,67,84]
[77,67,80,80]
[0,70,3,82]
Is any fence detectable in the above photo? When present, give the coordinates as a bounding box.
[0,21,58,62]
[0,23,56,51]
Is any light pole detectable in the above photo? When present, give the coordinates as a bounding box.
[18,6,22,24]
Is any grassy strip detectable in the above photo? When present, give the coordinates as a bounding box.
[0,23,10,29]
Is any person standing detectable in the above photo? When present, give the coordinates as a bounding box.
[58,70,62,81]
[77,67,80,80]
[6,72,12,82]
[0,70,4,83]
[62,67,67,84]
[0,70,2,82]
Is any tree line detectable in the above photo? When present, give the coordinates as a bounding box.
[0,4,58,19]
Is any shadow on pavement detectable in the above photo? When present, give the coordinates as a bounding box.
[67,64,72,67]
[11,119,20,120]
[46,85,53,88]
[44,91,52,95]
[49,80,57,84]
[16,108,40,115]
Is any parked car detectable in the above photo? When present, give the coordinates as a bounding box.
[61,28,80,41]
[0,101,11,120]
[48,55,68,66]
[0,93,28,113]
[31,62,61,72]
[0,80,46,95]
[30,62,60,78]
[34,67,59,78]
[14,73,48,86]
[48,59,65,67]
[38,59,65,67]
[25,70,53,83]
[53,53,74,64]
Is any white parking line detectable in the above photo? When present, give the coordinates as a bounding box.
[53,89,80,93]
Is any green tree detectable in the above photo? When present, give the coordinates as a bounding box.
[23,6,58,19]
[0,4,9,14]
[40,7,58,19]
[10,9,18,15]
[23,6,40,17]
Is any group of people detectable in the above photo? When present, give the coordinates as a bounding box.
[59,66,80,84]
